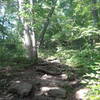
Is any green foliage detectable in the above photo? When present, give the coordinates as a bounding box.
[0,0,100,99]
[87,84,100,100]
[0,33,25,66]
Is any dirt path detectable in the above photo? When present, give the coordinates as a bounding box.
[0,59,88,100]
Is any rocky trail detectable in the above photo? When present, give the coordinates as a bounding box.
[0,59,89,100]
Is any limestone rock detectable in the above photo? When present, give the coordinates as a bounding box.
[55,98,63,100]
[8,81,33,97]
[48,88,66,98]
[75,88,89,100]
[33,95,54,100]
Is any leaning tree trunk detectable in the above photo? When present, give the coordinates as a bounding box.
[39,0,57,47]
[29,0,38,61]
[92,0,99,26]
[18,0,37,61]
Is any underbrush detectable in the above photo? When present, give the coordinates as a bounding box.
[0,57,34,70]
[0,41,34,69]
[39,47,100,100]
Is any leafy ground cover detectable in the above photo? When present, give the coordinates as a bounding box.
[39,47,100,100]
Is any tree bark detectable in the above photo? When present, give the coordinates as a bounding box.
[39,0,57,47]
[18,0,37,61]
[92,0,99,26]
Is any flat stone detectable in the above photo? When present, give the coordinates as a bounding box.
[8,81,33,97]
[75,88,90,100]
[48,88,66,98]
[33,95,54,100]
[55,98,63,100]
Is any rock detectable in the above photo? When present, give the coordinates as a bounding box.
[36,68,62,75]
[48,88,66,98]
[67,73,76,81]
[59,79,81,88]
[75,88,90,100]
[0,98,4,100]
[55,98,63,100]
[60,73,68,80]
[50,59,60,63]
[8,81,33,97]
[33,95,54,100]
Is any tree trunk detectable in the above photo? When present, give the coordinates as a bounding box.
[92,0,99,26]
[18,0,37,61]
[39,0,57,47]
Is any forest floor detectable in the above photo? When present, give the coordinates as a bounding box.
[0,58,89,100]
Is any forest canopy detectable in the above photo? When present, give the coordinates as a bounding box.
[0,0,100,99]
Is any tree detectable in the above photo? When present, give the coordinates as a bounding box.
[18,0,37,61]
[92,0,99,26]
[39,0,57,47]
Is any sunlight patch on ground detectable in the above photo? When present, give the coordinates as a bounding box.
[41,86,59,92]
[41,74,53,80]
[35,86,60,96]
[75,88,89,100]
[60,74,68,80]
[41,73,68,80]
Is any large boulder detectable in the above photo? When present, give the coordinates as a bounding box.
[33,95,54,100]
[8,81,33,97]
[75,88,90,100]
[48,88,66,98]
